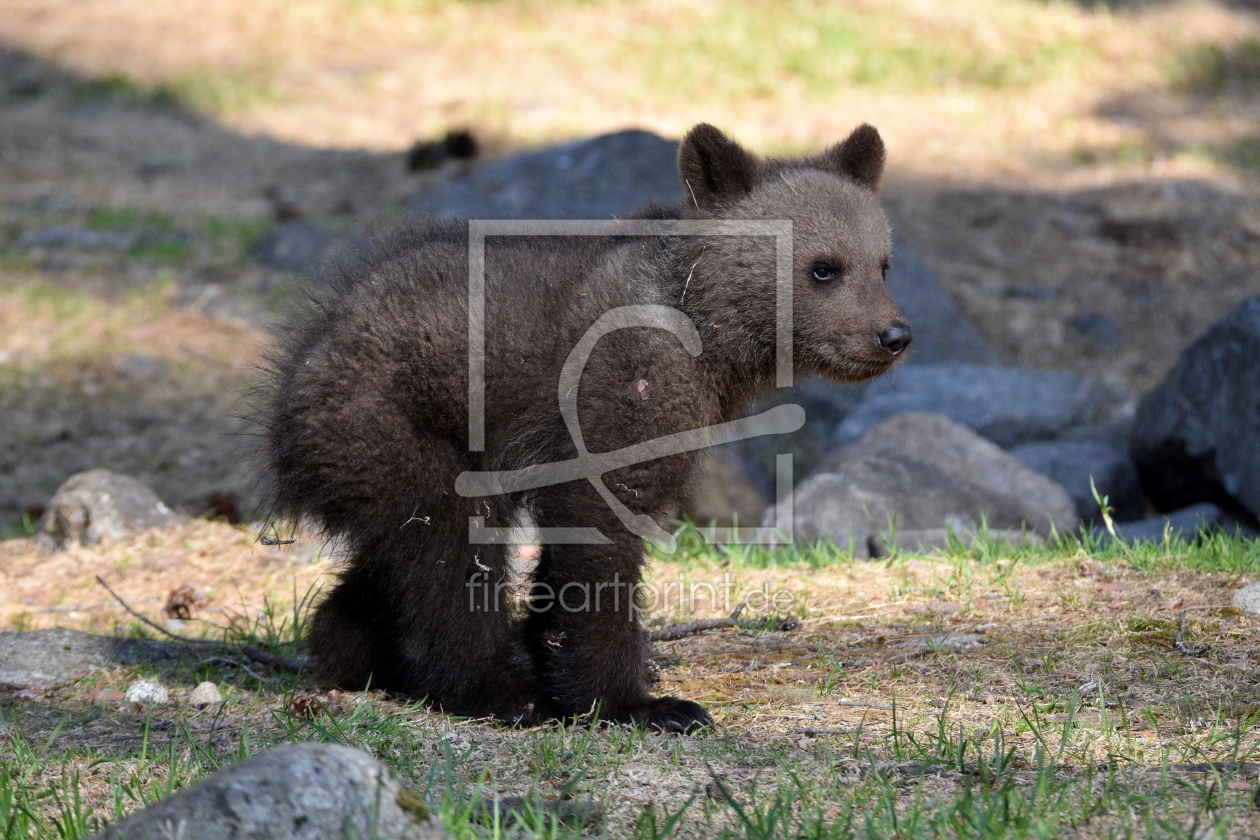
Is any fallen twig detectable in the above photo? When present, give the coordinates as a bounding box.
[838,699,894,711]
[792,727,858,736]
[242,644,306,673]
[96,575,306,674]
[1174,610,1209,657]
[646,604,746,641]
[644,606,801,642]
[96,576,211,644]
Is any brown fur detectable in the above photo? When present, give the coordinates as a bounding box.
[261,124,910,733]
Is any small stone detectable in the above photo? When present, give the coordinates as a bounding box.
[1069,313,1124,351]
[187,681,223,707]
[124,679,169,705]
[91,687,126,704]
[87,742,446,840]
[1232,582,1260,616]
[897,632,988,655]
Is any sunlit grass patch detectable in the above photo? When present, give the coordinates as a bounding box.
[1170,38,1260,97]
[620,0,1094,104]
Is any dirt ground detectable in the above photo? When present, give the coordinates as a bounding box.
[2,520,1259,836]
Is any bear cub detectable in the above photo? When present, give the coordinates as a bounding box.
[263,123,911,734]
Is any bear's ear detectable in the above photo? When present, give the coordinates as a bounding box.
[813,124,886,193]
[677,124,764,208]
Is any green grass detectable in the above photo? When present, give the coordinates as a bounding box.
[614,0,1091,106]
[68,67,278,117]
[1170,38,1260,97]
[652,517,1260,577]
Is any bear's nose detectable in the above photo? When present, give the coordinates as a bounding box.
[877,323,913,356]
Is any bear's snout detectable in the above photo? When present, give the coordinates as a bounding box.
[877,322,913,356]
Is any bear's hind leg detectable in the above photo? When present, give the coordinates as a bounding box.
[306,561,395,691]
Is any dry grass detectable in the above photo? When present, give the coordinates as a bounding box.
[0,0,1255,183]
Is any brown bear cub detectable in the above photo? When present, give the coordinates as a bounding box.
[263,124,911,734]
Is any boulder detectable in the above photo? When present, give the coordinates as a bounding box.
[89,742,444,840]
[1131,296,1260,520]
[1009,440,1144,524]
[768,413,1078,557]
[36,470,183,551]
[1233,582,1260,617]
[409,129,685,220]
[0,628,186,688]
[833,364,1124,449]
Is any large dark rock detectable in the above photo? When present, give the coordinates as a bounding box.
[1009,440,1144,524]
[89,742,444,840]
[36,469,183,551]
[408,129,685,220]
[0,628,186,688]
[766,413,1078,557]
[1131,296,1260,519]
[833,364,1125,449]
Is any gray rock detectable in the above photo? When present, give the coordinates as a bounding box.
[409,129,685,220]
[0,628,186,688]
[1232,582,1260,616]
[89,742,444,840]
[834,364,1120,449]
[247,219,364,277]
[18,226,137,249]
[1070,313,1124,351]
[897,632,988,655]
[117,353,169,385]
[1010,440,1144,524]
[36,469,183,551]
[770,413,1079,557]
[1090,502,1257,545]
[1056,419,1134,452]
[1131,296,1260,520]
[888,242,999,367]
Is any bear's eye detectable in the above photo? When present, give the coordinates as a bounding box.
[810,261,837,283]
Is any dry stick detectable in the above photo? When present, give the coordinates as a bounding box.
[646,604,746,642]
[241,644,305,673]
[1175,610,1209,657]
[95,575,210,644]
[96,575,306,673]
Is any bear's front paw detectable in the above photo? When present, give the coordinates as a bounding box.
[634,696,713,735]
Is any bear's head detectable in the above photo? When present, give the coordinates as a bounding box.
[677,123,911,383]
